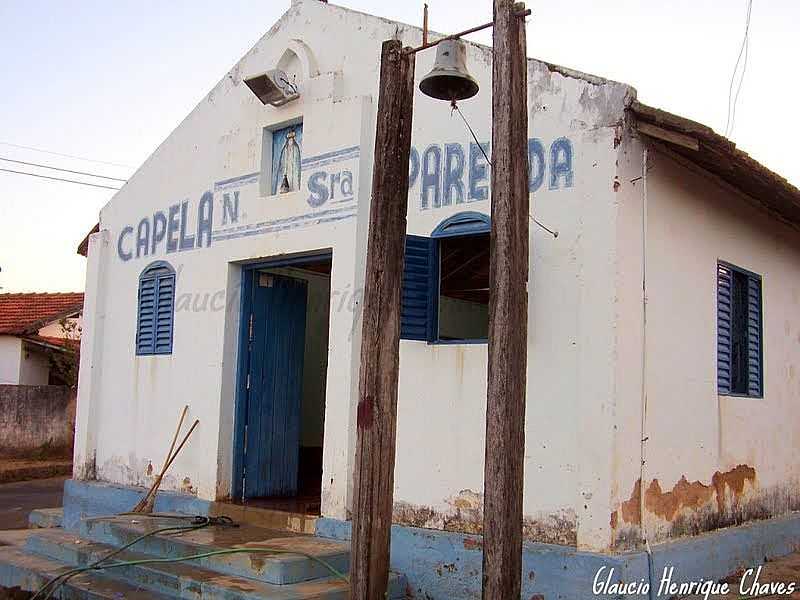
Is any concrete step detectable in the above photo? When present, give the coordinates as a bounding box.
[24,529,410,600]
[29,507,64,529]
[78,515,350,586]
[21,529,408,600]
[0,545,178,599]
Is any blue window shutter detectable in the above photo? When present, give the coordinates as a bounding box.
[154,274,175,354]
[136,261,176,355]
[746,274,762,397]
[136,277,157,354]
[401,235,437,341]
[717,264,732,395]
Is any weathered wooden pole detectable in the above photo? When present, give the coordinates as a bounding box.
[483,1,529,599]
[349,38,415,600]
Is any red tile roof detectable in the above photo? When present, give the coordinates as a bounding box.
[0,293,84,335]
[24,335,81,352]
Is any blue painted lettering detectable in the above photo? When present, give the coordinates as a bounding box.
[341,171,354,197]
[330,172,341,202]
[549,137,574,190]
[408,147,420,189]
[221,191,239,225]
[117,226,133,261]
[197,191,213,248]
[468,142,490,202]
[136,219,150,258]
[166,204,180,253]
[443,143,465,205]
[179,200,196,251]
[421,145,442,209]
[307,171,329,207]
[151,211,167,255]
[528,138,545,192]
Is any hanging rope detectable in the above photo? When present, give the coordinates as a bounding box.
[451,101,558,239]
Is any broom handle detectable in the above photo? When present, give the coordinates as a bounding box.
[162,405,188,476]
[136,406,189,509]
[160,419,200,476]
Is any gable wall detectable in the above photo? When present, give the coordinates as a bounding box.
[74,0,632,550]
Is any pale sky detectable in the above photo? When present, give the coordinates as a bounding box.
[1,0,797,293]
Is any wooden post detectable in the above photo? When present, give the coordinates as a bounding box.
[349,39,415,600]
[483,1,529,599]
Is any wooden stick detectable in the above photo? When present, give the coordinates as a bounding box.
[422,3,429,46]
[132,407,196,513]
[132,406,188,512]
[136,420,199,514]
[482,1,530,599]
[349,39,416,600]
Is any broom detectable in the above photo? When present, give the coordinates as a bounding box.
[131,405,200,514]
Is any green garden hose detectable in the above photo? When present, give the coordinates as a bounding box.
[31,515,348,600]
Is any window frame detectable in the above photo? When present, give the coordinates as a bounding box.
[260,119,304,198]
[401,212,491,345]
[717,260,763,398]
[135,260,176,356]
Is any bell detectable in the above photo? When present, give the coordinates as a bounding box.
[419,39,479,102]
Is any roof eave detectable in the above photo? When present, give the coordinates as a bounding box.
[629,100,800,229]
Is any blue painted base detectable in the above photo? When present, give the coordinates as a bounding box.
[62,480,800,599]
[62,479,210,531]
[316,513,800,599]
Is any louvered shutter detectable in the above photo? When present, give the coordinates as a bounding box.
[401,235,437,341]
[136,261,176,355]
[136,277,157,354]
[746,275,762,397]
[154,274,175,354]
[717,264,733,394]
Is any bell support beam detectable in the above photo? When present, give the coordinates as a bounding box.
[405,7,530,54]
[482,1,530,599]
[349,39,416,600]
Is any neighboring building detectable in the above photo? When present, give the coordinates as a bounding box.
[0,293,84,385]
[68,1,800,596]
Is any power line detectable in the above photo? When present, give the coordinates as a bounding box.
[725,0,753,137]
[0,167,121,191]
[0,140,134,169]
[0,157,128,183]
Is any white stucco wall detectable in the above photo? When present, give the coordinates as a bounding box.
[0,336,50,385]
[611,143,800,546]
[73,0,636,551]
[38,316,82,339]
[18,342,51,385]
[0,336,22,384]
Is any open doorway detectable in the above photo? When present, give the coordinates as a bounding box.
[233,253,332,515]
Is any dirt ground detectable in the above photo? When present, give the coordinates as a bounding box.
[674,551,800,599]
[0,459,71,485]
[0,477,65,530]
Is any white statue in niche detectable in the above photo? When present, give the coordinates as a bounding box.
[276,129,301,194]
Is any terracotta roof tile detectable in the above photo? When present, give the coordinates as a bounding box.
[0,292,84,335]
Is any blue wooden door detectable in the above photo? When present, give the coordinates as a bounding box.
[244,273,308,498]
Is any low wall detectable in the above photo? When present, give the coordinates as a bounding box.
[60,478,800,599]
[0,385,76,456]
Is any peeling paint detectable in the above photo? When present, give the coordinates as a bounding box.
[612,466,800,546]
[393,491,577,546]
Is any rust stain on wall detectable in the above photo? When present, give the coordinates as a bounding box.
[711,465,756,513]
[619,479,641,525]
[644,476,715,522]
[612,464,774,546]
